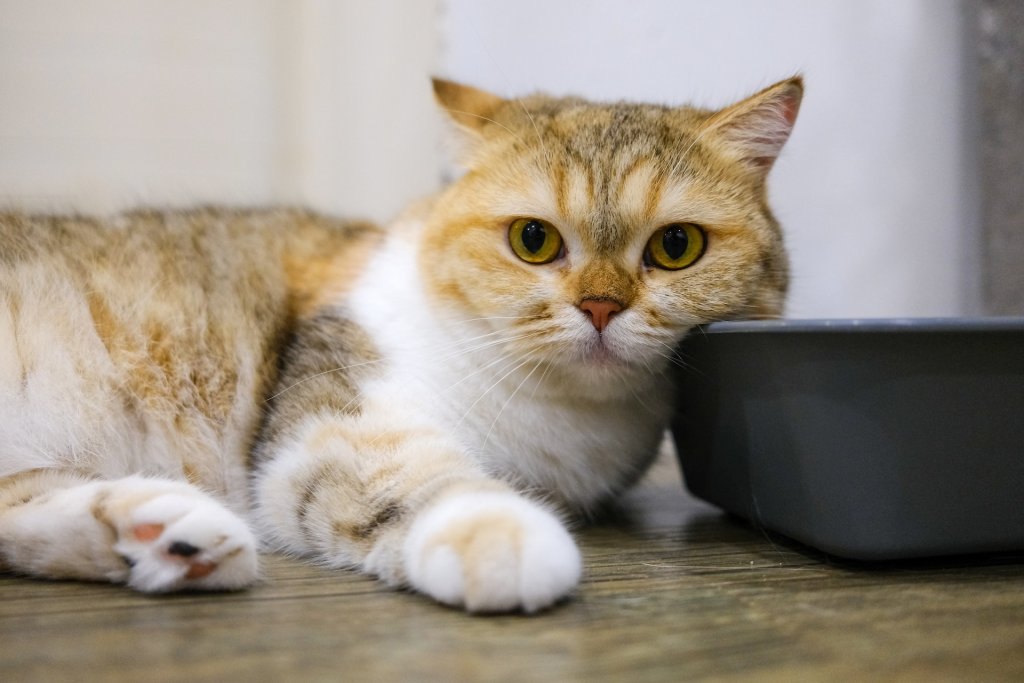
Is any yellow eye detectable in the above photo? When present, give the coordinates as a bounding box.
[508,218,563,264]
[645,223,706,270]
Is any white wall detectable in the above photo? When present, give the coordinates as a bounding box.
[276,1,441,219]
[0,0,440,222]
[439,0,976,318]
[0,1,976,318]
[0,1,284,212]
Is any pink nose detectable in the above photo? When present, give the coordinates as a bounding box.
[579,298,623,333]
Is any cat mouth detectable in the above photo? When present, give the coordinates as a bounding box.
[584,336,624,365]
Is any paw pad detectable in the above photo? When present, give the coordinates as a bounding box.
[133,523,164,542]
[184,561,218,579]
[110,487,258,593]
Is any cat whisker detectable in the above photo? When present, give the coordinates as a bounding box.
[627,384,661,416]
[264,358,384,402]
[458,16,552,167]
[392,326,529,361]
[528,360,556,400]
[667,126,716,179]
[514,98,553,168]
[437,348,522,396]
[649,339,693,370]
[451,314,547,325]
[453,354,536,431]
[434,326,521,351]
[417,324,555,368]
[647,339,713,382]
[271,328,546,407]
[647,342,697,373]
[336,386,370,416]
[481,359,542,450]
[433,329,547,364]
[439,324,548,350]
[439,108,525,143]
[430,330,547,400]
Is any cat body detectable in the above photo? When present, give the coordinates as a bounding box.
[0,78,801,612]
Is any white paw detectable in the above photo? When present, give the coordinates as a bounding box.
[403,491,582,613]
[113,489,258,593]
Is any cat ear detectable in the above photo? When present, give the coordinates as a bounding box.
[700,76,803,178]
[431,78,506,135]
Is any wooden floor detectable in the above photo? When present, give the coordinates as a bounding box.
[3,454,1023,682]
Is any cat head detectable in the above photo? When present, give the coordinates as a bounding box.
[420,77,801,392]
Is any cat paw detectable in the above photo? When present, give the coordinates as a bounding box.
[110,484,258,593]
[402,491,582,613]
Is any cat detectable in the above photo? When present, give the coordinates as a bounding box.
[0,76,801,612]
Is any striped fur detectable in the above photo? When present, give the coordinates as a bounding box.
[0,77,801,611]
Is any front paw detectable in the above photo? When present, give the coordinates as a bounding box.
[402,491,582,613]
[109,483,258,593]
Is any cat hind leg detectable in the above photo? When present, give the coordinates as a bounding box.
[0,471,258,592]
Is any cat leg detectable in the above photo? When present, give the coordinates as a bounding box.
[401,487,583,613]
[253,414,582,613]
[0,469,258,592]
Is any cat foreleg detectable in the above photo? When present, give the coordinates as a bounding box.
[253,414,582,613]
[400,487,582,613]
[0,470,258,592]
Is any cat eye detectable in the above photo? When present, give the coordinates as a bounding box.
[508,218,564,264]
[644,223,706,270]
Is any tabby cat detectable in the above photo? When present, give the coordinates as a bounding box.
[0,77,801,612]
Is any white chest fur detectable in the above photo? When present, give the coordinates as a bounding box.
[348,228,673,511]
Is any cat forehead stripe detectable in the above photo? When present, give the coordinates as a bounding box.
[615,161,663,226]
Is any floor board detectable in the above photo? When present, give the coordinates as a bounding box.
[3,455,1023,682]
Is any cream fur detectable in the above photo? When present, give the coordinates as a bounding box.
[0,77,802,613]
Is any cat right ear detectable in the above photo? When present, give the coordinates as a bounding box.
[700,76,804,179]
[431,78,506,136]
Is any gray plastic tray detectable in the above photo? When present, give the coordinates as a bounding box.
[671,318,1024,561]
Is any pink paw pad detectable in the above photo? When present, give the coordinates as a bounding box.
[130,523,219,579]
[167,540,217,578]
[133,523,164,542]
[116,487,257,592]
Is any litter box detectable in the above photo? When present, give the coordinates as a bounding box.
[670,318,1024,561]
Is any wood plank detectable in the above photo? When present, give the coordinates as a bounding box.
[2,454,1023,682]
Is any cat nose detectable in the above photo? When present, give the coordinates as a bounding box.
[579,298,623,333]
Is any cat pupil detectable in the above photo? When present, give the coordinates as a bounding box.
[522,221,547,253]
[663,226,689,260]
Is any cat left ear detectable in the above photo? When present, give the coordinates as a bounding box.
[431,78,506,135]
[701,76,803,178]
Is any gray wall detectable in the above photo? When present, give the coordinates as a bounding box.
[977,0,1024,315]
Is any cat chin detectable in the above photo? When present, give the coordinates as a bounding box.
[578,333,659,374]
[582,340,620,365]
[546,356,659,402]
